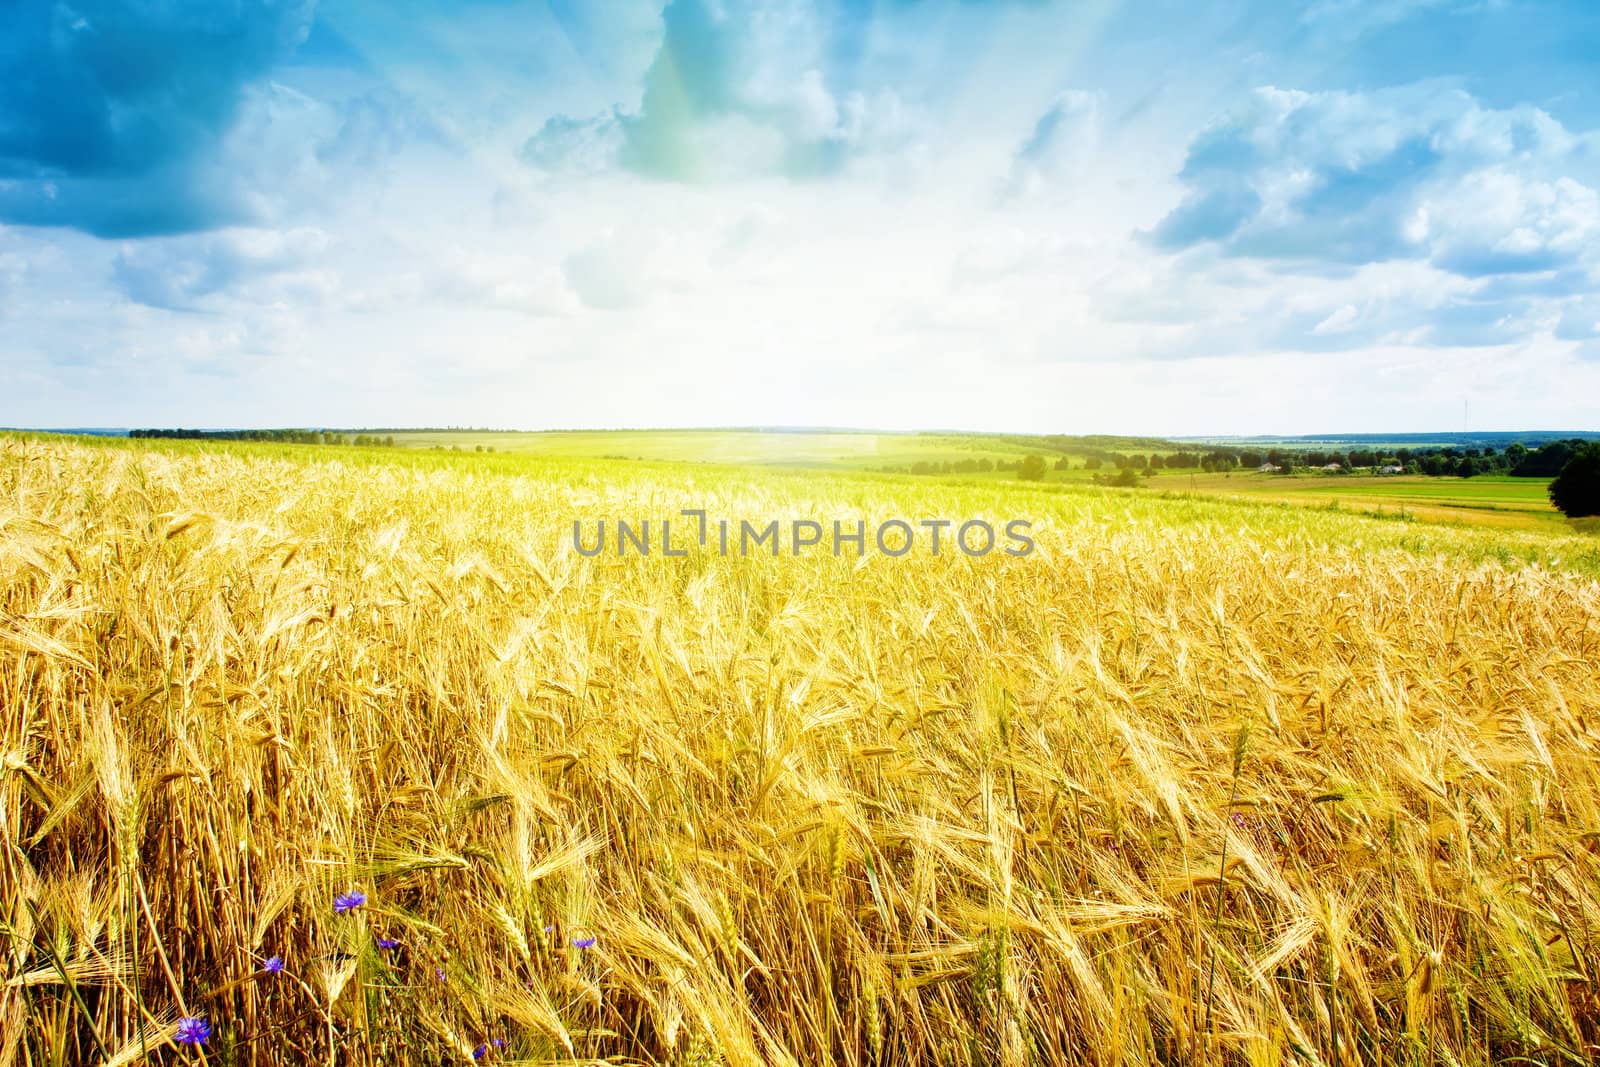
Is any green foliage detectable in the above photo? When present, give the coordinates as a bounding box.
[1513,438,1594,477]
[1548,443,1600,518]
[1017,454,1047,481]
[132,428,399,448]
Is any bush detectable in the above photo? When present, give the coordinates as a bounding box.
[1549,443,1600,518]
[1017,454,1047,481]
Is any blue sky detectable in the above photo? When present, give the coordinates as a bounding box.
[2,0,1598,432]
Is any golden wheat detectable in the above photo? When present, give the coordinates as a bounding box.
[3,435,1599,1066]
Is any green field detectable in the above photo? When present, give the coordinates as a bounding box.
[375,429,1574,533]
[384,428,1083,470]
[1140,472,1567,532]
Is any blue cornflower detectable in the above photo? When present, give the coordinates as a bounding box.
[492,1037,505,1049]
[175,1017,211,1045]
[376,936,400,950]
[333,889,367,915]
[473,1043,488,1060]
[435,967,446,981]
[263,955,285,974]
[571,935,596,950]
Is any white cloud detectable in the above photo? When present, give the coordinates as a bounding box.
[1419,170,1600,275]
[112,227,332,311]
[1312,304,1361,335]
[1004,90,1102,196]
[519,0,919,184]
[1150,84,1600,278]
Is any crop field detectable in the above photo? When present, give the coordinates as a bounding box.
[383,430,1060,471]
[4,434,1600,1067]
[1144,474,1568,534]
[376,432,1574,532]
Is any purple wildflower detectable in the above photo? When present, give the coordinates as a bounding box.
[492,1037,505,1049]
[435,967,446,981]
[571,935,596,950]
[376,936,400,951]
[175,1017,211,1046]
[473,1043,488,1060]
[333,889,367,915]
[263,955,285,974]
[542,925,554,934]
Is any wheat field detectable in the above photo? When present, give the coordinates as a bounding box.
[3,435,1600,1066]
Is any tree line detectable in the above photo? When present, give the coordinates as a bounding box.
[129,429,397,447]
[878,439,1594,481]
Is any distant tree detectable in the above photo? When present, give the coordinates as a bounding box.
[1549,443,1600,517]
[1516,439,1581,477]
[1111,467,1140,487]
[1082,457,1102,470]
[1017,454,1047,481]
[977,458,994,472]
[1053,456,1070,470]
[1457,456,1477,478]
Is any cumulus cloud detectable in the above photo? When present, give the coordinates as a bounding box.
[520,0,916,183]
[1148,85,1600,280]
[520,111,629,176]
[1418,170,1600,276]
[0,0,316,237]
[1003,91,1102,196]
[316,90,443,170]
[112,228,332,310]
